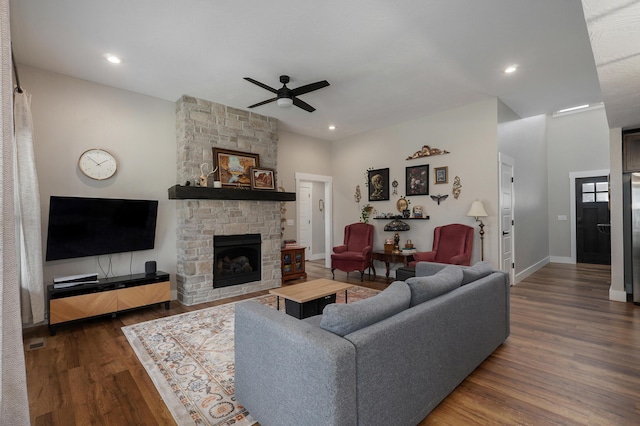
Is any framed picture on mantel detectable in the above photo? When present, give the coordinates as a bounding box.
[213,148,260,187]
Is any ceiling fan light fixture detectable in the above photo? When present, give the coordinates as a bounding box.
[277,97,293,108]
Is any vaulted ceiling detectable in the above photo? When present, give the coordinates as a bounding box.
[11,0,630,141]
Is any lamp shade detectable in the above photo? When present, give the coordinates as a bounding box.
[466,200,488,218]
[277,97,293,108]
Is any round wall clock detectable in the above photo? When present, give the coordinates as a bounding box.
[78,148,117,180]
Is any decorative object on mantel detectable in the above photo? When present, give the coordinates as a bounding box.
[383,219,410,232]
[430,194,449,205]
[467,200,489,261]
[412,205,424,218]
[406,145,450,160]
[406,164,429,196]
[199,163,219,187]
[279,182,287,237]
[213,148,259,187]
[434,166,448,184]
[396,196,410,213]
[249,167,276,190]
[368,167,390,201]
[392,179,398,195]
[452,176,462,199]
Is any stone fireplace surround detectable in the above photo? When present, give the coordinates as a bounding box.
[175,96,282,305]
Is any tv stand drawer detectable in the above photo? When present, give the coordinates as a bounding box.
[47,272,171,334]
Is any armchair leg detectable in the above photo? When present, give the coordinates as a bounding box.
[331,269,335,280]
[360,270,364,281]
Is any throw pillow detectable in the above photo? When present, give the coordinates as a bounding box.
[406,265,463,306]
[320,281,411,336]
[461,261,493,285]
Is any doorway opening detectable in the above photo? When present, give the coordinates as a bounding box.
[295,173,333,269]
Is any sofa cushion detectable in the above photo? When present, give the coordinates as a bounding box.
[461,261,493,285]
[320,281,411,336]
[406,265,463,306]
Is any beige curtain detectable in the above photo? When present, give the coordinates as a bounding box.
[15,91,44,325]
[0,0,32,423]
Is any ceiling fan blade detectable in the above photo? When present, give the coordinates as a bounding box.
[290,80,330,97]
[293,97,316,112]
[244,77,277,94]
[247,97,277,108]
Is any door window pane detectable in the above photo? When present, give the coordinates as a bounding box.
[596,192,609,202]
[583,193,595,203]
[582,183,595,192]
[596,182,608,192]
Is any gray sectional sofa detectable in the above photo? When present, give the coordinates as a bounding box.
[234,261,510,426]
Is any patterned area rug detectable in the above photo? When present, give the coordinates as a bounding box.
[122,285,379,426]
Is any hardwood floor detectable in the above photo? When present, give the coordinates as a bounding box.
[23,262,640,425]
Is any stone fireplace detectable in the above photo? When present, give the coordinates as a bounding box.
[174,96,282,305]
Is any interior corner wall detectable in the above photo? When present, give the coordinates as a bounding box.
[609,127,625,301]
[277,130,332,242]
[19,65,177,314]
[498,114,549,280]
[546,108,610,261]
[330,99,500,271]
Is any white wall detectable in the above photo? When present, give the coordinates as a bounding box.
[331,99,500,273]
[498,114,549,281]
[277,130,332,241]
[546,107,610,261]
[20,66,177,309]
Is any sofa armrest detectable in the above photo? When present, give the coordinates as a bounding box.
[235,301,357,426]
[412,251,436,262]
[415,261,449,276]
[362,245,372,256]
[333,245,347,253]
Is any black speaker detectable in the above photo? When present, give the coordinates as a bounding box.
[145,261,157,275]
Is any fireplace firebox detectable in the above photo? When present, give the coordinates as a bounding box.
[213,234,261,288]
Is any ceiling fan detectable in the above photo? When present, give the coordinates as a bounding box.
[244,75,329,112]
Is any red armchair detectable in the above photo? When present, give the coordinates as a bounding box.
[331,223,374,281]
[409,223,474,266]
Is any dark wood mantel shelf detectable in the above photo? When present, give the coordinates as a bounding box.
[168,185,296,201]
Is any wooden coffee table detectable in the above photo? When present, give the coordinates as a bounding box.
[269,279,353,319]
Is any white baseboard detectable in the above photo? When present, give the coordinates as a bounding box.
[308,253,325,261]
[609,288,627,303]
[549,256,574,264]
[514,257,550,284]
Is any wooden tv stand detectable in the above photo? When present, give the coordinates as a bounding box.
[47,271,170,335]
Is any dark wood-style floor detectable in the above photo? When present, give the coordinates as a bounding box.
[23,262,640,425]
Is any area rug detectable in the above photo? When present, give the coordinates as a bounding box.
[122,285,379,426]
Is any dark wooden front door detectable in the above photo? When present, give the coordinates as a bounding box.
[576,176,611,264]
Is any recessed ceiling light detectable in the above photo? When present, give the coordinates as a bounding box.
[328,125,336,131]
[504,65,518,74]
[556,104,590,114]
[104,54,123,64]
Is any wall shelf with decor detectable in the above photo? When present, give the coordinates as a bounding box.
[373,217,430,220]
[168,185,296,201]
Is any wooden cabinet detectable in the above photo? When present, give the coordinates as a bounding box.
[47,272,170,334]
[624,131,640,172]
[281,246,307,284]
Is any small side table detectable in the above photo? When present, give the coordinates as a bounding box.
[370,250,415,280]
[281,246,307,284]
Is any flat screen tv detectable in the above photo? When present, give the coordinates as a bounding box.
[45,196,159,261]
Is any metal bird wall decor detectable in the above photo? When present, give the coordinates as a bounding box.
[430,194,449,205]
